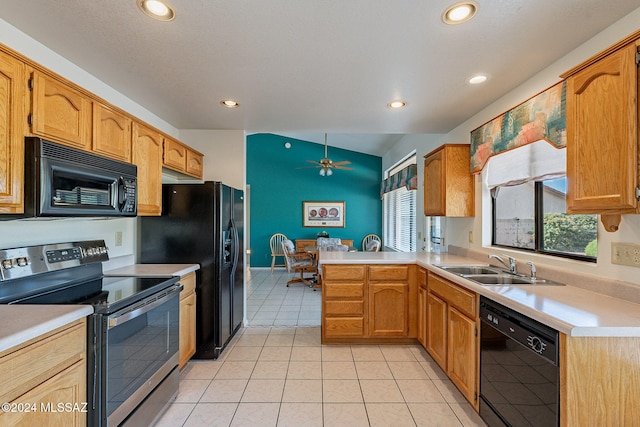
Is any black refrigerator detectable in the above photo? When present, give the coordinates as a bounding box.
[140,181,244,359]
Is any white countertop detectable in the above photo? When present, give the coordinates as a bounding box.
[0,305,93,354]
[104,263,200,278]
[319,251,640,337]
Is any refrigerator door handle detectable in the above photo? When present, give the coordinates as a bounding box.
[230,219,239,277]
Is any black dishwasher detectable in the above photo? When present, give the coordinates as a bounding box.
[479,297,559,427]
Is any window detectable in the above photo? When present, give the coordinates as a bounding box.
[493,177,597,260]
[383,154,416,252]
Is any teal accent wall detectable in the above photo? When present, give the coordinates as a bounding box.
[247,133,382,267]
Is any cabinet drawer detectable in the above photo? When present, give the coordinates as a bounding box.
[324,282,364,298]
[324,317,364,337]
[323,265,366,281]
[0,320,86,402]
[369,265,409,281]
[428,273,476,318]
[180,271,196,299]
[325,300,364,316]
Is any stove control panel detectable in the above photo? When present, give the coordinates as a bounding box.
[0,240,109,281]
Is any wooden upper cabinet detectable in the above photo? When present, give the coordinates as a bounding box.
[187,149,204,178]
[30,71,92,150]
[424,144,474,217]
[561,34,640,231]
[132,122,163,216]
[0,50,25,213]
[92,103,132,162]
[163,137,187,171]
[164,137,204,179]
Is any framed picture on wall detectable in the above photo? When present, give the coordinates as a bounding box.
[303,201,345,228]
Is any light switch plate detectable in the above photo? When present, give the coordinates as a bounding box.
[611,242,640,267]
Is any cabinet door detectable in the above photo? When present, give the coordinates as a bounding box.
[132,122,163,216]
[424,148,445,216]
[0,51,24,212]
[186,149,204,179]
[447,307,477,404]
[163,137,187,172]
[92,103,131,162]
[368,283,409,337]
[566,42,638,214]
[426,292,447,370]
[0,360,86,427]
[417,286,428,348]
[179,291,197,369]
[30,71,92,150]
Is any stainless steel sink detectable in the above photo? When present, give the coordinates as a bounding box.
[435,264,565,286]
[436,265,502,275]
[463,274,533,285]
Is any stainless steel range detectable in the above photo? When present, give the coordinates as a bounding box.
[0,240,182,426]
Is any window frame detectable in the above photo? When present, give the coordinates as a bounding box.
[382,152,417,253]
[492,181,597,262]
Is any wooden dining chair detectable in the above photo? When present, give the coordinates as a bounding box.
[270,233,288,272]
[362,234,382,251]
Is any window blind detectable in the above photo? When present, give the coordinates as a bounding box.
[383,186,416,252]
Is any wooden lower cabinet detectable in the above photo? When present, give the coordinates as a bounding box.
[179,272,197,369]
[426,272,478,407]
[0,318,87,426]
[3,360,86,427]
[369,283,409,337]
[561,334,640,426]
[426,292,448,368]
[447,306,477,402]
[322,264,416,343]
[417,285,428,347]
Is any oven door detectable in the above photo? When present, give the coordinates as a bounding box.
[91,284,181,426]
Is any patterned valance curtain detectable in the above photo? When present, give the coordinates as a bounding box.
[380,164,417,199]
[470,81,566,174]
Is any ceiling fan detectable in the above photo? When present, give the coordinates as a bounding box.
[299,134,353,176]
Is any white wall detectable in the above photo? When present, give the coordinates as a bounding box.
[178,130,246,190]
[432,8,640,285]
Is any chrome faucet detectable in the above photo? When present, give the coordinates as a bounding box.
[526,261,537,279]
[488,254,518,274]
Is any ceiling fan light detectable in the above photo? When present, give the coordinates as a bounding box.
[319,168,326,176]
[326,168,333,176]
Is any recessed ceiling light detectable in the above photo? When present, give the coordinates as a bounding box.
[387,100,407,109]
[220,99,240,108]
[468,74,488,84]
[442,2,478,25]
[137,0,176,21]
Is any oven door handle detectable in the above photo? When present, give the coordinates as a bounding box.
[107,284,182,329]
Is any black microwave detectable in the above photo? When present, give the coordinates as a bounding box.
[9,137,137,219]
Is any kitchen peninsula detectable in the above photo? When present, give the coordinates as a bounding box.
[319,250,640,426]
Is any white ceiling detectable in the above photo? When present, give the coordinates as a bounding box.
[1,1,638,156]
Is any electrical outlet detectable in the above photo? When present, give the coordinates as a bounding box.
[611,242,640,267]
[115,231,123,247]
[468,231,474,243]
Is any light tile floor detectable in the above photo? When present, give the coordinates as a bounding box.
[154,268,487,426]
